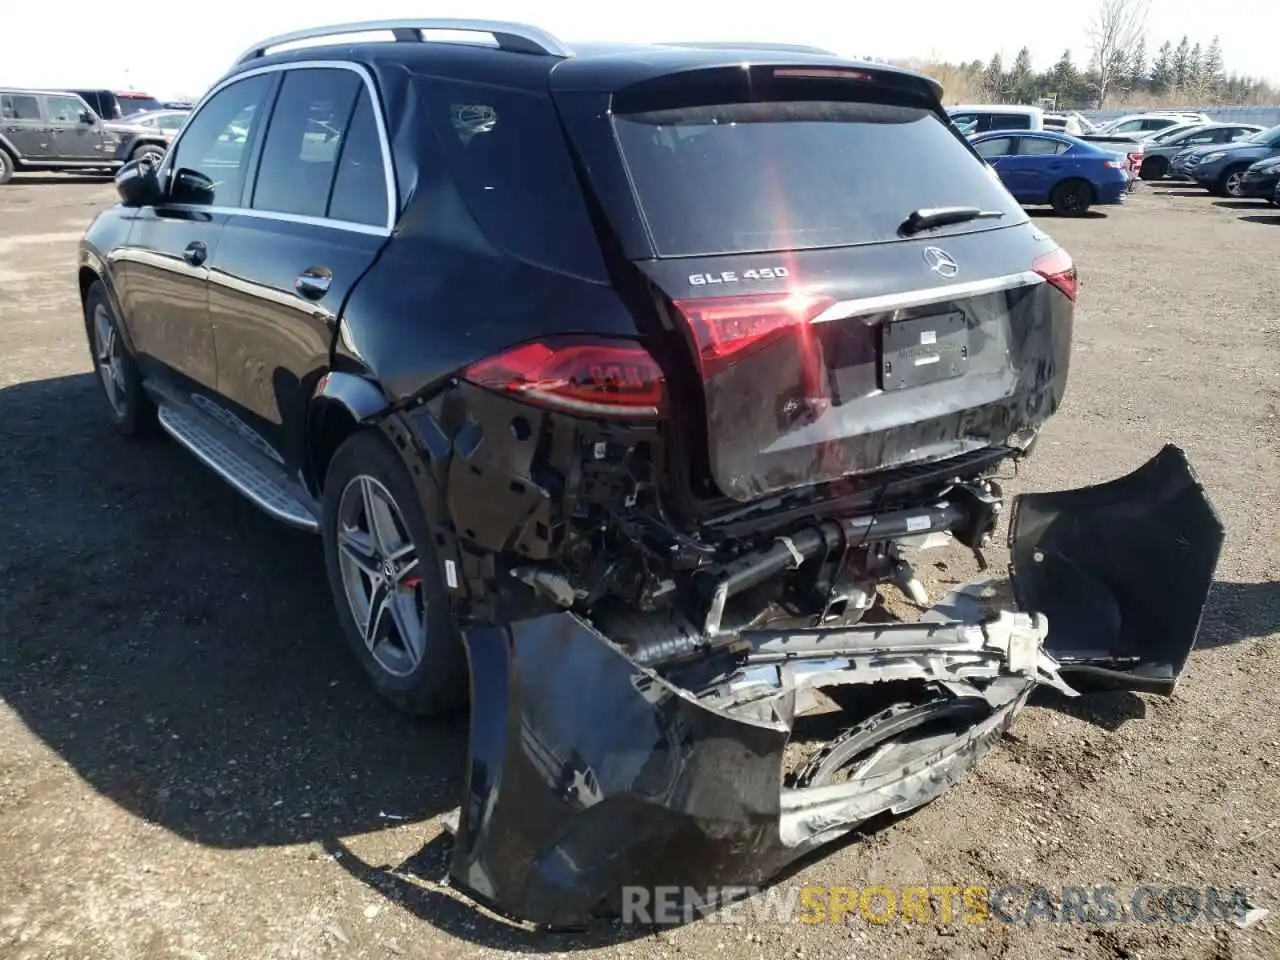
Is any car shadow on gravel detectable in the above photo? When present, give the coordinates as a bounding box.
[0,373,469,854]
[1213,200,1272,210]
[1024,577,1277,729]
[1194,580,1280,648]
[1240,214,1280,225]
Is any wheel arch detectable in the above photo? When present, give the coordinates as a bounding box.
[78,264,138,354]
[129,138,168,157]
[304,371,392,496]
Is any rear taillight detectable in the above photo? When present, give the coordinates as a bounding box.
[670,293,835,379]
[1033,248,1078,302]
[463,336,665,418]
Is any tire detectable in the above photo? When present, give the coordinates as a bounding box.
[1050,179,1093,216]
[0,148,14,185]
[1139,156,1168,181]
[83,280,158,435]
[1214,165,1249,198]
[130,143,166,167]
[321,430,468,716]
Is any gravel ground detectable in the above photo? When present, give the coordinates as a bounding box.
[0,176,1277,960]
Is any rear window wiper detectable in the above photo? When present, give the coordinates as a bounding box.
[898,206,1006,236]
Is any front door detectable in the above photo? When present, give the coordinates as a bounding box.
[111,72,276,392]
[41,94,106,161]
[208,66,392,472]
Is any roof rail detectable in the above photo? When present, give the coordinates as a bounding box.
[232,18,573,66]
[658,41,838,55]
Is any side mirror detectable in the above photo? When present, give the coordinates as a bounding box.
[80,110,97,125]
[170,167,216,206]
[115,157,163,207]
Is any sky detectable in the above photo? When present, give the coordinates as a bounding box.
[8,1,1278,99]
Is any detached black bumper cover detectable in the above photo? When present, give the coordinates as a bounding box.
[447,445,1223,928]
[1009,444,1224,695]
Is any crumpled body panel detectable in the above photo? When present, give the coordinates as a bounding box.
[445,445,1224,929]
[449,603,1059,928]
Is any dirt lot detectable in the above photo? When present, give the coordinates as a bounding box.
[0,175,1277,960]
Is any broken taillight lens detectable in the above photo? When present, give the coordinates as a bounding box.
[671,293,835,379]
[463,337,666,418]
[1032,248,1078,302]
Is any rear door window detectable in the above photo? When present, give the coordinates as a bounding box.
[1,94,40,120]
[251,67,362,219]
[613,99,1023,257]
[326,91,390,227]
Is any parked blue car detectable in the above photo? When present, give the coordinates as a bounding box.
[969,130,1130,216]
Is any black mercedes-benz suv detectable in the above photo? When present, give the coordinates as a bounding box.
[77,20,1222,928]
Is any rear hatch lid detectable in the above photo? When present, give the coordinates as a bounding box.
[552,58,1072,502]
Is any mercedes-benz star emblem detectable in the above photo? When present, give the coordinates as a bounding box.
[923,246,959,278]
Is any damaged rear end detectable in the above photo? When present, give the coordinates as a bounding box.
[409,52,1225,927]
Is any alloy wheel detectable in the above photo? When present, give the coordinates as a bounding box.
[93,304,128,417]
[335,475,427,678]
[1225,171,1244,197]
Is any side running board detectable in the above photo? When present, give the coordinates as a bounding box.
[155,399,321,533]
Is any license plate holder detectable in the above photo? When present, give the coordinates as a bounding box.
[880,311,969,391]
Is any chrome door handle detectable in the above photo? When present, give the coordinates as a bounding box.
[295,266,332,301]
[182,240,207,266]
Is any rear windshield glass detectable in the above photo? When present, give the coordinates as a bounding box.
[613,100,1024,257]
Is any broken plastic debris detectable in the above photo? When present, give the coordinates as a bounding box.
[1232,907,1269,930]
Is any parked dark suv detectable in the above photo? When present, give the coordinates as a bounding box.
[65,89,166,120]
[77,20,1222,928]
[0,88,171,183]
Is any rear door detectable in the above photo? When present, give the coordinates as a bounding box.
[208,65,393,471]
[553,65,1069,502]
[1,93,47,159]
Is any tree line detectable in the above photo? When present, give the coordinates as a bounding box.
[895,0,1275,109]
[952,39,1275,109]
